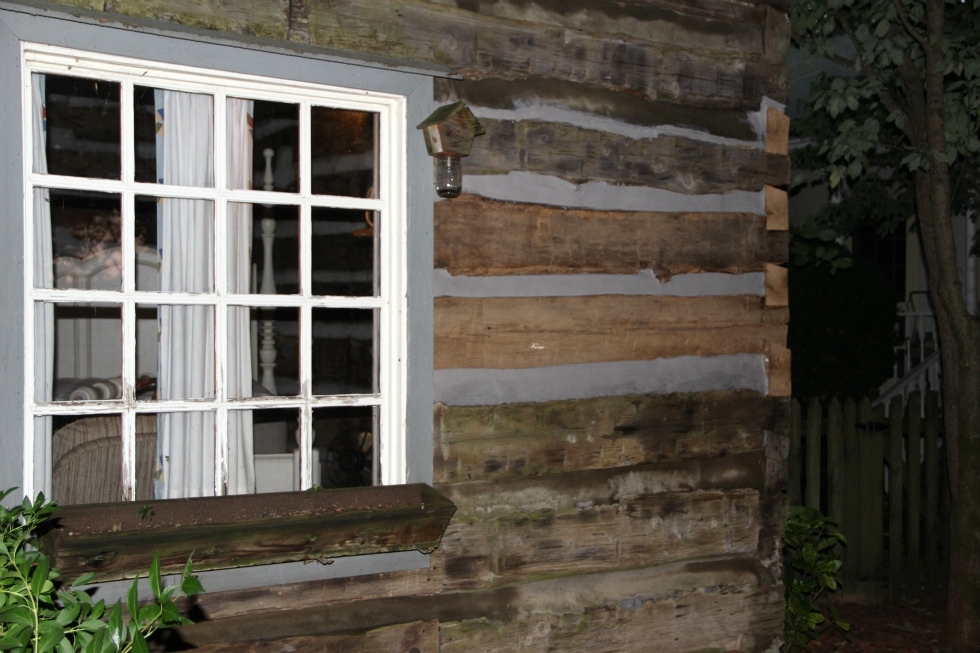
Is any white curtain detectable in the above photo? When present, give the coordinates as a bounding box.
[32,74,54,494]
[226,98,256,494]
[155,91,255,497]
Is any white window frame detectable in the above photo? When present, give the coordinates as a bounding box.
[22,45,409,498]
[0,1,438,590]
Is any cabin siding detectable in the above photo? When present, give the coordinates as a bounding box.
[38,1,791,650]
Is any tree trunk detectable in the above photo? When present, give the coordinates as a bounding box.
[911,6,980,643]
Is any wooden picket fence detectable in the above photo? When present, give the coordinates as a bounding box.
[788,391,948,603]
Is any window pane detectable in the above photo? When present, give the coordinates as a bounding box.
[158,304,215,400]
[41,75,120,180]
[312,308,375,395]
[135,303,160,384]
[228,203,299,295]
[256,307,298,396]
[312,208,376,297]
[315,405,376,488]
[154,197,214,293]
[136,86,214,188]
[49,413,156,505]
[52,301,122,383]
[310,106,377,198]
[157,410,216,497]
[245,99,299,192]
[46,190,123,290]
[247,408,309,494]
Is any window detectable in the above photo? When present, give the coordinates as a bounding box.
[1,6,436,519]
[23,45,410,505]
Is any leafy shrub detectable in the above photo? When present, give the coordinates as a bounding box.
[0,489,202,653]
[782,505,850,653]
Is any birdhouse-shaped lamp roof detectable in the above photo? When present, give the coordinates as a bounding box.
[416,101,485,157]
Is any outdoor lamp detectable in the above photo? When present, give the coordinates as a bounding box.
[417,101,485,198]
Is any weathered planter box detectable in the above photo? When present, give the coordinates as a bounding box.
[39,484,455,583]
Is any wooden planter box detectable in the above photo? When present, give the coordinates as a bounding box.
[39,484,455,583]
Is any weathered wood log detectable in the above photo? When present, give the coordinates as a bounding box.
[187,620,439,653]
[765,263,788,307]
[429,0,770,55]
[40,484,455,583]
[177,554,771,648]
[439,564,782,653]
[433,390,785,483]
[307,1,787,107]
[434,458,766,588]
[469,118,791,192]
[434,195,771,277]
[434,295,789,369]
[438,77,764,142]
[765,106,790,154]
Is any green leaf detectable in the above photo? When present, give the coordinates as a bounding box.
[107,603,125,650]
[37,619,65,653]
[148,555,162,600]
[127,578,139,623]
[131,628,149,653]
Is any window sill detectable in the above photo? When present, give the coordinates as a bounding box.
[39,484,455,583]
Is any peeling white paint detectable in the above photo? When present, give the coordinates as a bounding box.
[464,171,765,214]
[433,269,765,298]
[434,354,768,406]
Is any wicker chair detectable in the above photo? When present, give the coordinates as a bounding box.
[51,414,157,505]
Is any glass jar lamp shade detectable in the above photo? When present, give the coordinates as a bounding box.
[434,153,462,198]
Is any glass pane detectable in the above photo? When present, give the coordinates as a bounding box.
[52,301,122,384]
[310,106,377,197]
[45,191,122,290]
[255,307,298,396]
[227,305,257,400]
[156,410,216,497]
[247,408,308,494]
[314,405,376,488]
[227,203,299,295]
[41,74,120,180]
[153,197,214,293]
[312,308,375,395]
[135,86,214,188]
[312,208,376,297]
[244,99,299,192]
[157,304,215,400]
[48,413,155,505]
[123,196,159,291]
[135,303,159,384]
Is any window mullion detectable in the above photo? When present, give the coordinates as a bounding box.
[119,78,138,501]
[213,90,229,495]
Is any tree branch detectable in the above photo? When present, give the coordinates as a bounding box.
[891,0,929,49]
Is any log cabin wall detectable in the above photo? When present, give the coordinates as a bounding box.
[41,0,792,650]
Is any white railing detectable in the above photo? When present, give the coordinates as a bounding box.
[876,291,941,415]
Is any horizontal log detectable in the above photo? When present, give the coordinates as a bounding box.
[434,195,771,277]
[189,620,439,653]
[434,390,786,483]
[309,1,787,108]
[765,106,790,154]
[469,118,790,193]
[765,263,789,307]
[439,570,781,653]
[489,491,759,582]
[434,459,766,588]
[179,553,768,646]
[434,295,789,369]
[430,0,769,55]
[437,77,762,142]
[40,484,455,583]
